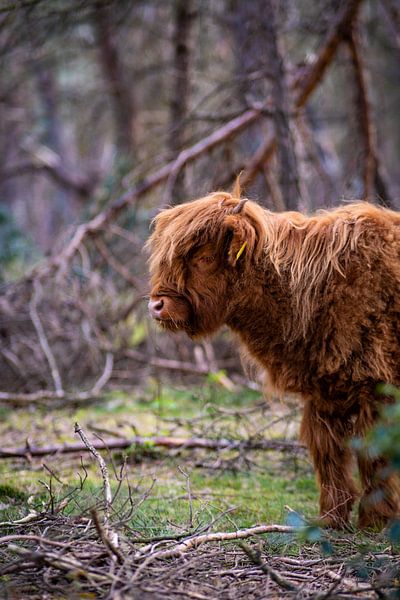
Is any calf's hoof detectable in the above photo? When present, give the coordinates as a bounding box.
[358,492,400,530]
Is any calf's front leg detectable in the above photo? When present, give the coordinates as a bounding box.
[300,401,358,528]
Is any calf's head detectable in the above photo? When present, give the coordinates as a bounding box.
[147,192,265,338]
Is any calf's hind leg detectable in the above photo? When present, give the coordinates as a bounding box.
[357,454,400,529]
[300,401,358,528]
[356,404,400,529]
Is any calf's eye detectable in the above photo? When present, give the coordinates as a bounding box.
[199,255,215,264]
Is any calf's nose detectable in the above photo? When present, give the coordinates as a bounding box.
[148,298,164,319]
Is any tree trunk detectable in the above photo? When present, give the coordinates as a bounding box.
[228,0,272,203]
[34,60,74,238]
[93,1,136,161]
[168,0,194,204]
[262,0,301,211]
[229,0,301,209]
[346,26,394,207]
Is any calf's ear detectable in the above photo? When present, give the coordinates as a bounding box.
[223,213,257,267]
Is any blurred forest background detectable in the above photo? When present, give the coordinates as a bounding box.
[0,0,399,397]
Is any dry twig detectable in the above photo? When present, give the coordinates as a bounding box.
[74,423,113,521]
[238,541,298,591]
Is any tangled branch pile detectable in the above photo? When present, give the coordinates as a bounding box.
[5,519,397,599]
[0,218,144,397]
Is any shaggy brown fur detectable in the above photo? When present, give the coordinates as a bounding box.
[147,192,400,529]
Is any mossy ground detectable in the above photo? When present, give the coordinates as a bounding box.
[0,382,394,557]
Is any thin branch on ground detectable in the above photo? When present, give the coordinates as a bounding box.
[238,541,298,591]
[74,423,113,524]
[3,543,117,584]
[90,508,124,564]
[0,435,303,459]
[178,466,193,529]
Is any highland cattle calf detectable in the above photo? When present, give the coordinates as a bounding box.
[147,192,400,529]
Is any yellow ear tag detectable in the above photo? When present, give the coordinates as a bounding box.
[235,241,247,264]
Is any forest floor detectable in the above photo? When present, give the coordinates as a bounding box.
[0,382,398,598]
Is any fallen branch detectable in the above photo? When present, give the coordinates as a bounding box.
[0,435,303,459]
[0,389,101,405]
[91,508,124,564]
[124,348,239,376]
[124,349,212,374]
[3,544,117,584]
[135,524,295,560]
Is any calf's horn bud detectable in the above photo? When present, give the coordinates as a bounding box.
[232,199,247,214]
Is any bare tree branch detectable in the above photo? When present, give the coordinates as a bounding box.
[74,422,113,522]
[294,0,363,108]
[1,149,99,199]
[217,0,364,195]
[29,278,64,396]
